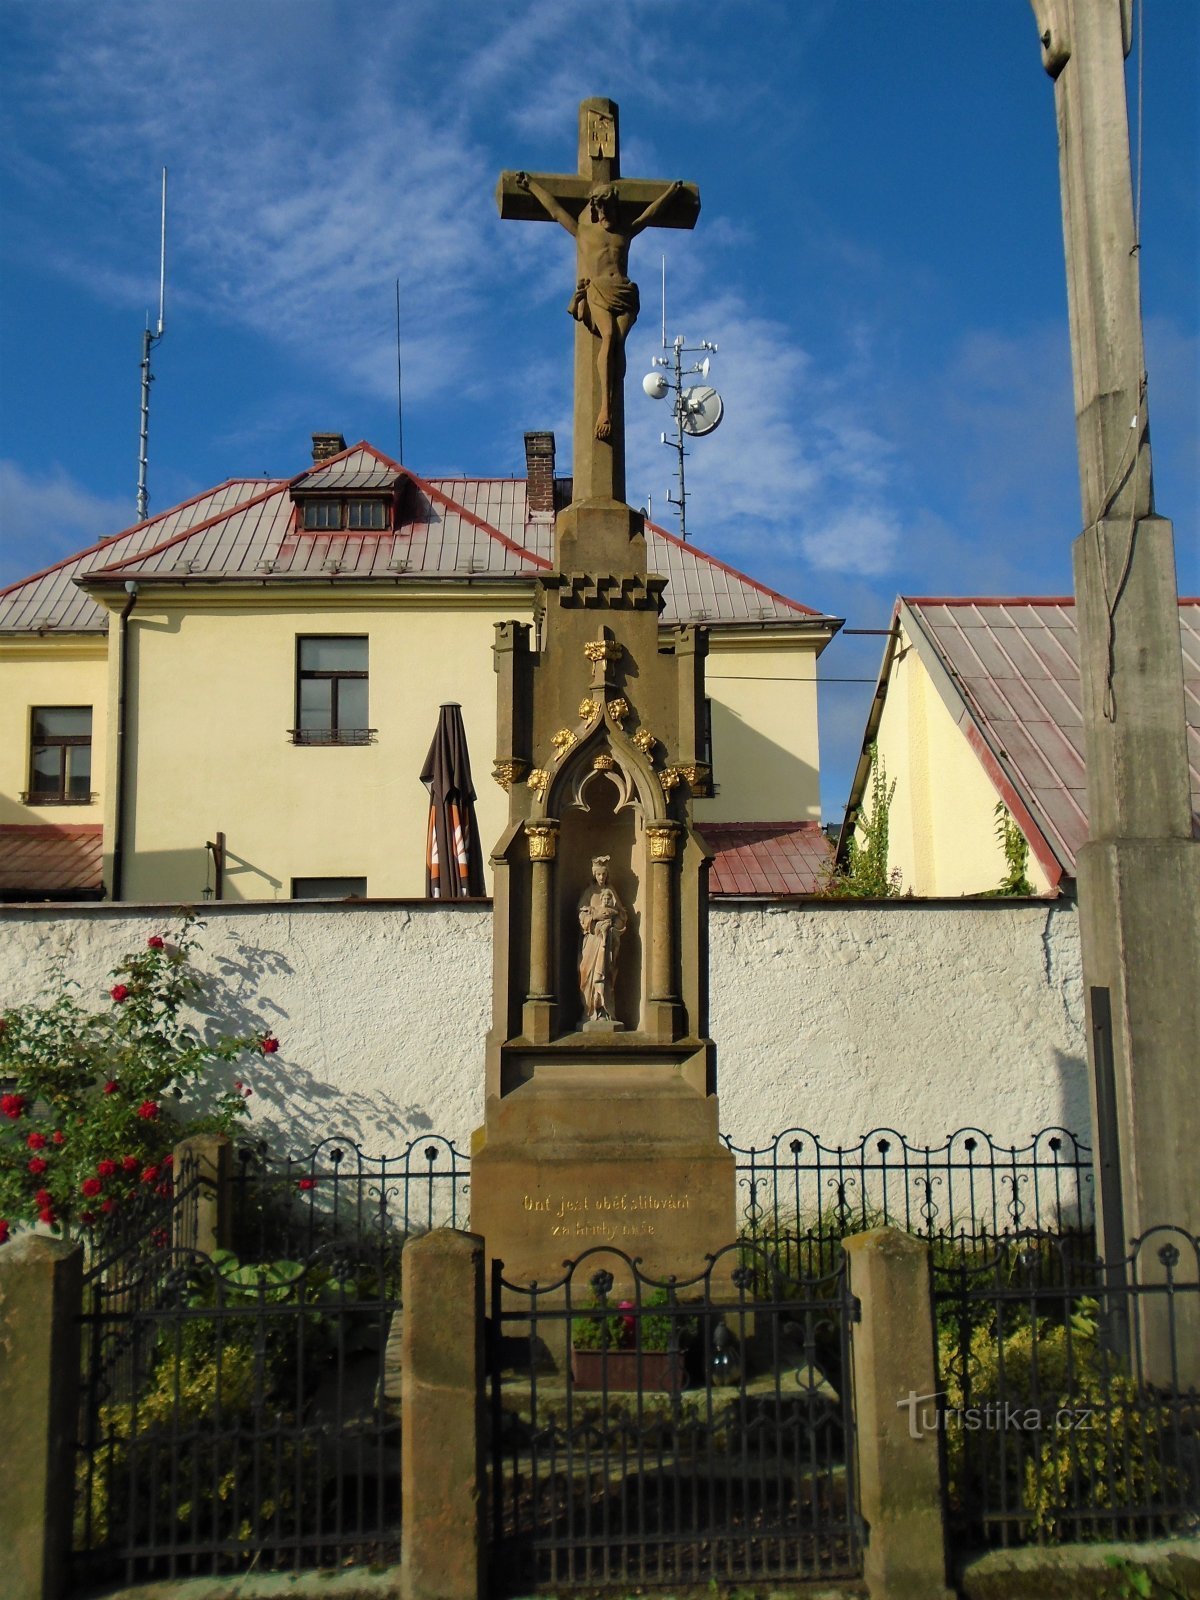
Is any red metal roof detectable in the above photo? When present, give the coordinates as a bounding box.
[0,824,104,898]
[0,440,836,635]
[700,821,832,896]
[904,597,1200,875]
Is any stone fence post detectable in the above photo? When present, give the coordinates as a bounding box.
[843,1227,955,1600]
[401,1229,485,1600]
[0,1236,83,1600]
[173,1132,232,1255]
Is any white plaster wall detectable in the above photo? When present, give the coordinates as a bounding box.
[709,900,1088,1146]
[0,899,1088,1155]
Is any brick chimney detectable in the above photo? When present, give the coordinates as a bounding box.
[524,431,556,515]
[311,432,347,463]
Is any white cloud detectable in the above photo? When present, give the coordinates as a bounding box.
[800,504,901,578]
[0,461,130,584]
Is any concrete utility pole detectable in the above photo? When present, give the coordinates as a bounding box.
[1028,0,1198,1330]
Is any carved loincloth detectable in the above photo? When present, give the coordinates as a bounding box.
[570,274,641,327]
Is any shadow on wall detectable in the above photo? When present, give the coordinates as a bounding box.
[121,847,283,904]
[704,705,819,817]
[188,933,437,1154]
[1053,1044,1091,1143]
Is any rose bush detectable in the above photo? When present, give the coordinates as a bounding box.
[0,917,274,1241]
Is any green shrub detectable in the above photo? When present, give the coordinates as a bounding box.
[939,1297,1184,1542]
[1,916,271,1241]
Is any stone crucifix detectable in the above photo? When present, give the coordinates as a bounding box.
[497,97,699,505]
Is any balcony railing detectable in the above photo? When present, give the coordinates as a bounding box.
[288,727,377,746]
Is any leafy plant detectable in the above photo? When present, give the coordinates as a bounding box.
[939,1296,1184,1543]
[571,1288,695,1352]
[0,917,274,1241]
[822,744,901,898]
[981,802,1036,896]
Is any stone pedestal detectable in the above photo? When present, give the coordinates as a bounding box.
[472,1064,735,1289]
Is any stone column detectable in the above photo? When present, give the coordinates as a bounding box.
[644,820,681,1040]
[400,1230,485,1600]
[173,1132,232,1255]
[523,819,559,1044]
[842,1228,954,1600]
[0,1236,83,1600]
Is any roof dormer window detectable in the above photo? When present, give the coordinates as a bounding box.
[301,497,390,532]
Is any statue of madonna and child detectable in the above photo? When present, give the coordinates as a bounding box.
[577,854,627,1027]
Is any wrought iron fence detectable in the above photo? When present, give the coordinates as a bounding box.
[932,1227,1200,1550]
[488,1242,862,1591]
[228,1133,471,1262]
[80,1145,205,1287]
[725,1126,1094,1271]
[73,1204,404,1584]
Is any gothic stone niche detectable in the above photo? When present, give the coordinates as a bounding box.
[558,767,643,1035]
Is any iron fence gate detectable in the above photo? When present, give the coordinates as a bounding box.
[488,1242,862,1591]
[73,1158,406,1585]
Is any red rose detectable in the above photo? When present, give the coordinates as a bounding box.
[79,1211,97,1226]
[28,1156,48,1176]
[52,1130,65,1145]
[34,1188,51,1205]
[26,1132,47,1151]
[103,1081,118,1095]
[110,984,129,1002]
[297,1177,317,1192]
[156,1181,172,1198]
[151,1226,169,1248]
[147,935,165,950]
[162,1154,173,1168]
[140,1165,160,1185]
[122,1155,139,1173]
[97,1159,117,1178]
[136,1101,159,1120]
[81,1177,103,1197]
[0,1220,9,1245]
[1,1093,26,1120]
[38,1207,56,1225]
[101,1198,116,1214]
[260,1036,280,1054]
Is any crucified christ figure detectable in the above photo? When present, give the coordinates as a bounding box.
[515,172,685,442]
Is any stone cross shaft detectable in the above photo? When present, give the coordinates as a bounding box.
[497,97,699,509]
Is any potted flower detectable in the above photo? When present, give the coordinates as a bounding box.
[570,1288,693,1393]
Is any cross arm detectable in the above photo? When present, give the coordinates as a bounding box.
[496,172,700,228]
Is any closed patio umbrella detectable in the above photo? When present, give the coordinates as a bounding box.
[420,703,485,898]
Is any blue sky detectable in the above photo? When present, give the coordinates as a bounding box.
[1,0,1195,821]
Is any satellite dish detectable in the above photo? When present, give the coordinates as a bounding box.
[696,356,710,380]
[678,385,724,437]
[642,371,669,400]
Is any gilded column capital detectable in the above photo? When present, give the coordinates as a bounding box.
[645,820,681,861]
[526,819,560,860]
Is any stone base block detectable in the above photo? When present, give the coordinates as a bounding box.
[470,1088,736,1292]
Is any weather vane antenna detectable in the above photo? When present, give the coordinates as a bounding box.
[136,167,168,522]
[641,260,723,541]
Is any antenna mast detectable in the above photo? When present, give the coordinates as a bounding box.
[395,278,406,464]
[641,265,723,540]
[136,167,168,522]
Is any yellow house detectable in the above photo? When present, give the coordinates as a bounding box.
[839,595,1200,898]
[1,433,840,902]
